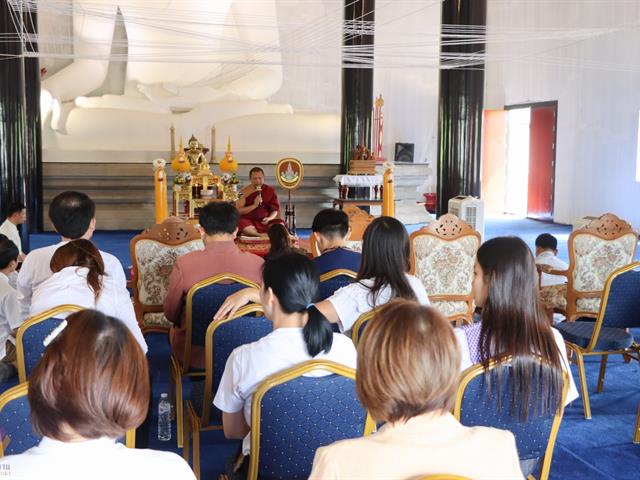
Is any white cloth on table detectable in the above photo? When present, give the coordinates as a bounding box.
[328,274,430,332]
[30,266,146,354]
[332,175,382,187]
[16,241,127,322]
[0,273,20,359]
[213,327,357,455]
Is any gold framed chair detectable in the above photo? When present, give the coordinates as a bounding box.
[247,360,375,480]
[409,214,480,326]
[454,358,569,480]
[130,217,203,333]
[0,383,135,457]
[351,309,378,347]
[555,262,640,421]
[170,273,259,448]
[539,213,637,322]
[183,304,270,478]
[16,305,83,383]
[318,268,357,301]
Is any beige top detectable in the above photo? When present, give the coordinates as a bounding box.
[309,412,524,480]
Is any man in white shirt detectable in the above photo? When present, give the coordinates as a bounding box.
[16,191,127,322]
[535,233,569,287]
[0,236,21,382]
[0,202,27,262]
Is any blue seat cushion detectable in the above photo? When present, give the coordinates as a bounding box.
[188,380,222,426]
[556,321,634,350]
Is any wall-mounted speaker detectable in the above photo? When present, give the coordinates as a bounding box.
[394,143,414,163]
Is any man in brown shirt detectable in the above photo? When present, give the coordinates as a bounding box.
[164,202,263,368]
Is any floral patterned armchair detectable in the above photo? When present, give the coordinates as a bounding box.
[409,214,481,325]
[130,217,203,332]
[539,213,637,322]
[310,205,373,257]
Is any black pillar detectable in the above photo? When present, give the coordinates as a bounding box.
[437,0,487,215]
[340,0,374,174]
[0,1,43,249]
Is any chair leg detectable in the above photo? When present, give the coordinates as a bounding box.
[634,402,640,444]
[169,363,176,421]
[175,370,184,448]
[183,404,191,463]
[596,354,608,393]
[575,351,592,419]
[193,417,201,480]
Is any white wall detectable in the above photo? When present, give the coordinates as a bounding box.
[485,1,640,230]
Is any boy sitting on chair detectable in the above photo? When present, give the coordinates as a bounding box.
[0,236,20,382]
[311,209,361,275]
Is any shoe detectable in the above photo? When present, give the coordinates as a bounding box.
[0,363,17,384]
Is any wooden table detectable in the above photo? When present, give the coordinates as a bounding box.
[332,198,383,210]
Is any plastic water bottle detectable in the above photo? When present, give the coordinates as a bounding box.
[158,393,171,441]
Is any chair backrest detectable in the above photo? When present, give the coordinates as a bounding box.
[409,214,480,325]
[454,358,569,480]
[198,304,272,427]
[130,217,203,332]
[585,262,640,351]
[16,305,84,383]
[318,269,357,301]
[566,213,637,318]
[0,383,134,457]
[248,360,374,480]
[351,309,377,346]
[181,274,260,373]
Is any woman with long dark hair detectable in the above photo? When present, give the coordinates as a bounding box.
[454,236,578,411]
[213,251,356,462]
[30,239,147,353]
[216,216,429,332]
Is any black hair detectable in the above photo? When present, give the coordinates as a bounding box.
[7,202,26,217]
[249,167,265,177]
[262,251,333,357]
[198,202,239,235]
[311,209,349,239]
[0,237,19,269]
[357,216,416,305]
[266,224,292,261]
[535,233,558,250]
[48,191,96,239]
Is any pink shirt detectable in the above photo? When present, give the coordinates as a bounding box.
[164,240,263,368]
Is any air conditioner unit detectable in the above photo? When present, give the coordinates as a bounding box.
[448,196,485,239]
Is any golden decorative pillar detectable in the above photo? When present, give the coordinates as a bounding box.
[382,162,395,217]
[153,158,168,223]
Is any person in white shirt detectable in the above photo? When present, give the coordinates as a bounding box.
[0,237,21,383]
[0,202,27,262]
[16,191,126,322]
[30,239,147,354]
[0,309,195,480]
[535,233,569,287]
[213,252,357,473]
[216,216,430,332]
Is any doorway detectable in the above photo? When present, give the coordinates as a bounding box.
[481,102,558,220]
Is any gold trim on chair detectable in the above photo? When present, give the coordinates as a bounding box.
[351,309,378,347]
[247,360,375,480]
[184,304,265,479]
[409,214,480,326]
[0,382,29,457]
[453,357,569,480]
[561,262,640,420]
[171,273,259,449]
[319,269,358,283]
[16,305,84,383]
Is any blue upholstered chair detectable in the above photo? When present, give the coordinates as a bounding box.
[247,360,374,480]
[318,269,357,301]
[0,383,135,456]
[454,358,569,480]
[351,309,378,346]
[16,305,83,383]
[170,273,259,447]
[555,262,640,422]
[184,304,271,479]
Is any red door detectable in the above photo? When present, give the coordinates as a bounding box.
[481,110,508,216]
[527,105,557,220]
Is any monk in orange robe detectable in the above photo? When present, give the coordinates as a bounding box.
[236,167,284,236]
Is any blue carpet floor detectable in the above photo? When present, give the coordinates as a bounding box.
[18,218,640,478]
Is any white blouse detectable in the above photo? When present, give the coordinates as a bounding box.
[0,436,195,480]
[328,274,430,331]
[213,328,357,455]
[30,267,147,354]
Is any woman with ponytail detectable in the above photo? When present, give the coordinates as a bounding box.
[213,251,357,461]
[29,239,147,353]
